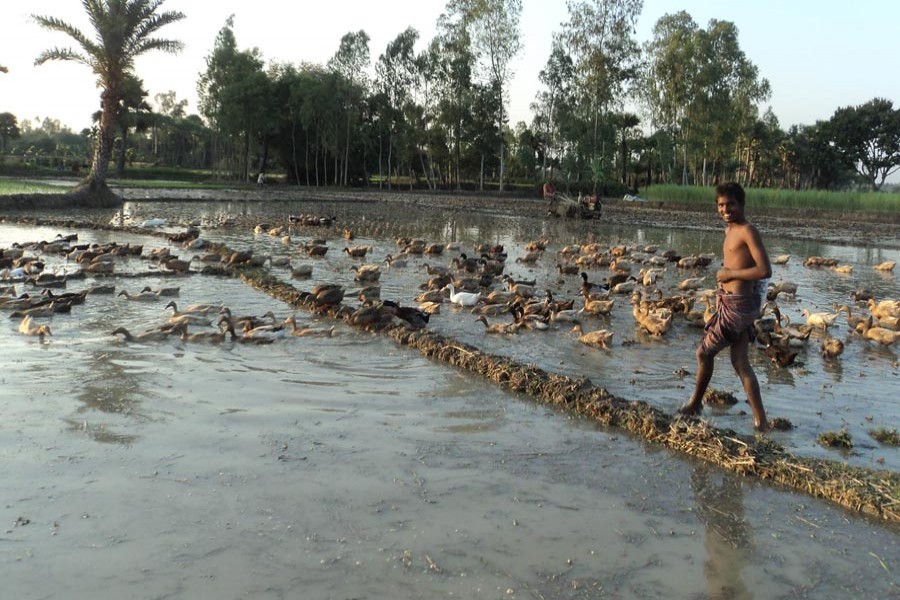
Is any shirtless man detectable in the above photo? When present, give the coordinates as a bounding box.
[679,182,772,431]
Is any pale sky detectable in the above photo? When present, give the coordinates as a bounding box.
[2,0,899,136]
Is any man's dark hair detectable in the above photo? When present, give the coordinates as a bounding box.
[715,181,745,206]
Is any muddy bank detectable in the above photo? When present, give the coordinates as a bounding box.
[115,186,900,250]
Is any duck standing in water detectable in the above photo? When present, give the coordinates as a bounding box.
[443,283,481,307]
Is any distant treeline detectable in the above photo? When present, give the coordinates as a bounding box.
[2,3,899,195]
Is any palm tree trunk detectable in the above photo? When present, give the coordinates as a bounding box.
[89,89,119,189]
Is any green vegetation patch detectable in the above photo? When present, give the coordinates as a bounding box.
[818,429,854,449]
[643,184,900,213]
[869,428,900,447]
[0,180,71,195]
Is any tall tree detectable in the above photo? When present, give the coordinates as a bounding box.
[828,98,900,190]
[0,112,21,152]
[375,28,420,189]
[531,38,575,177]
[457,0,522,191]
[563,0,644,193]
[433,12,476,189]
[34,0,184,200]
[329,31,370,186]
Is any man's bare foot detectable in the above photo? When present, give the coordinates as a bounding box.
[678,403,702,417]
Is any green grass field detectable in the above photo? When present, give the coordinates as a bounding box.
[642,184,900,213]
[0,180,71,195]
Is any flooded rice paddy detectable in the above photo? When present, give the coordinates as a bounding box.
[1,196,898,599]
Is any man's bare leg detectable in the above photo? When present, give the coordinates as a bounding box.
[730,331,769,431]
[680,347,715,416]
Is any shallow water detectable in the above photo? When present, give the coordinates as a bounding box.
[1,200,899,599]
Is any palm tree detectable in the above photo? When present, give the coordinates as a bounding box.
[33,0,184,202]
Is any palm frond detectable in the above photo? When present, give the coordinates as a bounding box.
[132,38,184,57]
[32,15,94,50]
[129,11,186,53]
[34,47,90,67]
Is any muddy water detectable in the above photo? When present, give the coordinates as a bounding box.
[1,201,899,599]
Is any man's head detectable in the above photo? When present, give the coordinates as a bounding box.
[715,182,746,224]
[715,182,745,206]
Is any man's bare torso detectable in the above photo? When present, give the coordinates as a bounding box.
[722,222,756,295]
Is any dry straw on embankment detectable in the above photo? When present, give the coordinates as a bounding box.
[240,269,900,525]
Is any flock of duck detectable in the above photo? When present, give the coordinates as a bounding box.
[2,222,899,374]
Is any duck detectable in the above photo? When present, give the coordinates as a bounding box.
[580,294,614,317]
[140,218,166,228]
[859,316,900,346]
[571,321,614,349]
[867,299,900,320]
[414,289,445,303]
[219,308,277,330]
[549,306,580,323]
[515,250,543,264]
[83,261,115,274]
[762,342,799,367]
[677,276,706,291]
[767,281,798,301]
[849,287,874,302]
[165,300,222,316]
[772,312,813,346]
[343,245,371,258]
[311,284,345,307]
[356,285,381,303]
[836,304,868,332]
[611,277,638,294]
[289,263,314,279]
[241,320,287,340]
[418,301,442,315]
[510,305,550,330]
[117,289,162,301]
[874,260,896,272]
[830,264,853,275]
[351,264,381,283]
[18,315,51,339]
[474,315,521,334]
[820,334,845,358]
[451,253,480,273]
[384,254,409,268]
[422,263,449,276]
[176,322,238,343]
[444,283,481,307]
[772,254,791,265]
[141,285,180,297]
[111,325,177,342]
[633,303,674,336]
[580,272,608,298]
[801,307,840,331]
[470,301,512,316]
[304,244,329,257]
[283,316,336,337]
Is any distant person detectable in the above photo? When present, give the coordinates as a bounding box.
[678,182,772,432]
[543,179,555,209]
[257,172,266,187]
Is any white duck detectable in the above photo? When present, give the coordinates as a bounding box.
[443,283,481,307]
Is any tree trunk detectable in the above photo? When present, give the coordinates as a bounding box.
[378,131,383,190]
[387,130,393,190]
[116,123,127,178]
[89,88,120,189]
[479,154,484,191]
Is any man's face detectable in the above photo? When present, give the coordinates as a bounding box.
[717,195,744,224]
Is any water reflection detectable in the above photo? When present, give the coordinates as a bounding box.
[692,465,753,600]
